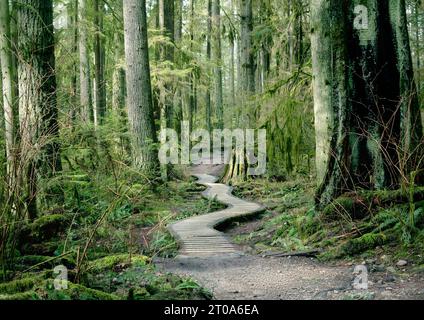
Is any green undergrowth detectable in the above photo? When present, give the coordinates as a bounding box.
[1,124,219,299]
[0,256,212,300]
[0,173,217,299]
[232,179,424,267]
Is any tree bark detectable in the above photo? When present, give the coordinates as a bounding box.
[224,0,255,183]
[123,0,159,178]
[17,0,64,218]
[94,0,106,126]
[78,0,92,123]
[311,0,424,210]
[112,31,125,114]
[205,0,212,132]
[212,0,223,129]
[0,0,16,192]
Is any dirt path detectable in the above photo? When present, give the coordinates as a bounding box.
[155,164,424,300]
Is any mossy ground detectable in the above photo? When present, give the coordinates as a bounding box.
[0,168,219,300]
[231,178,424,269]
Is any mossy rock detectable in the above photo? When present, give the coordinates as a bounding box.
[43,281,120,300]
[87,254,150,273]
[30,214,70,241]
[0,291,40,300]
[128,287,151,300]
[323,196,369,220]
[0,276,43,294]
[340,233,388,257]
[21,241,62,256]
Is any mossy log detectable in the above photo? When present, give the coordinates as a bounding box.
[323,187,424,219]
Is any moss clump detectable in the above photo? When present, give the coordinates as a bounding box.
[0,291,40,300]
[0,276,43,294]
[30,214,70,241]
[87,254,150,273]
[322,196,369,219]
[43,281,120,300]
[323,188,424,220]
[342,233,387,256]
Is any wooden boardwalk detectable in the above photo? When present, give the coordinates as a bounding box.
[168,173,265,257]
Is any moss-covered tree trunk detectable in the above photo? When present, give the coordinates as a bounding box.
[311,0,424,210]
[212,0,224,129]
[112,31,125,114]
[94,0,106,126]
[205,0,212,133]
[78,0,92,123]
[17,0,64,218]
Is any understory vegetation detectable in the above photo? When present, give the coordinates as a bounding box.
[232,179,424,269]
[0,122,221,299]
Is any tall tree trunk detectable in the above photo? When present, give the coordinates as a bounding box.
[240,0,255,102]
[112,31,125,114]
[224,0,255,183]
[0,0,16,195]
[94,0,106,126]
[414,0,421,91]
[311,0,423,210]
[212,0,223,129]
[17,0,64,219]
[229,0,236,122]
[123,0,159,179]
[187,0,195,131]
[174,0,183,135]
[79,0,92,123]
[205,0,212,132]
[69,0,78,125]
[158,0,175,181]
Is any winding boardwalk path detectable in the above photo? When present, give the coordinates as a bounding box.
[168,173,265,257]
[158,164,422,299]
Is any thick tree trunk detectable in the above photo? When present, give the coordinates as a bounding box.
[224,0,255,183]
[212,0,223,129]
[17,0,64,218]
[311,0,424,210]
[78,0,92,123]
[123,0,159,179]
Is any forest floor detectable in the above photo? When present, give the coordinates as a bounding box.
[155,163,424,300]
